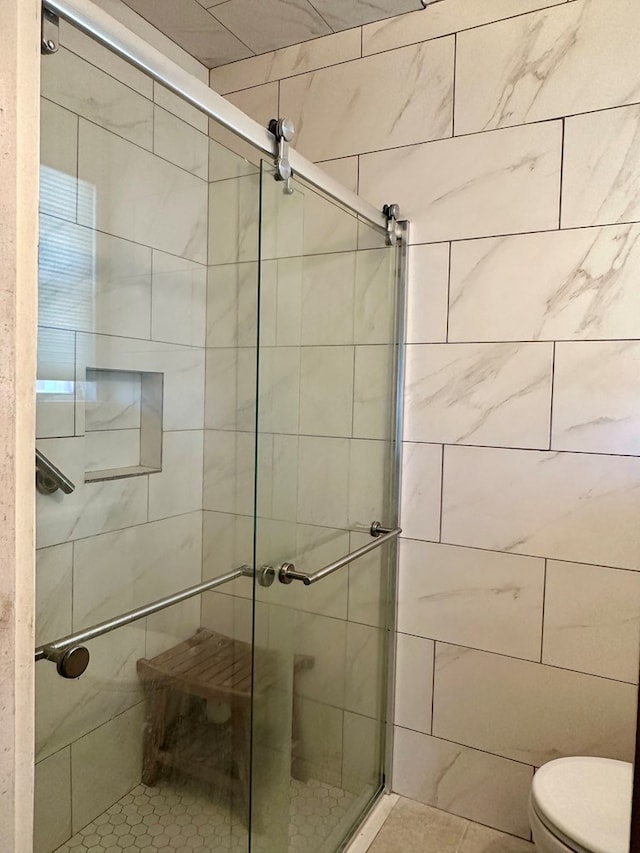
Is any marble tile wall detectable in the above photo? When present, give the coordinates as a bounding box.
[36,23,211,853]
[207,0,640,839]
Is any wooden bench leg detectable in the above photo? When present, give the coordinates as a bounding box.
[142,682,169,787]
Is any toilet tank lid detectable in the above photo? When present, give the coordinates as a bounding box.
[531,757,632,853]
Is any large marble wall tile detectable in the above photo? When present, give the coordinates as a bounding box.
[42,47,153,149]
[354,249,396,346]
[455,0,640,135]
[287,525,349,620]
[293,697,344,788]
[209,29,361,94]
[301,190,359,257]
[392,727,533,838]
[433,644,637,767]
[35,625,145,760]
[441,445,640,571]
[73,512,201,628]
[258,347,299,434]
[206,347,257,431]
[398,540,544,661]
[70,703,145,832]
[40,98,78,222]
[292,610,346,708]
[36,327,75,439]
[208,174,260,265]
[148,431,204,521]
[313,0,420,31]
[300,253,356,345]
[207,262,259,349]
[34,748,71,853]
[203,429,255,515]
[59,19,153,99]
[405,343,552,448]
[78,121,208,264]
[400,442,442,543]
[552,341,640,455]
[153,105,209,179]
[562,104,640,229]
[345,623,384,719]
[36,437,148,548]
[316,157,359,195]
[225,82,279,129]
[353,345,394,441]
[280,39,454,162]
[36,543,73,647]
[39,216,152,339]
[395,633,434,734]
[209,134,260,183]
[406,244,449,345]
[154,82,208,133]
[151,250,207,347]
[299,346,354,437]
[342,711,381,796]
[362,0,567,57]
[543,561,640,684]
[348,532,388,629]
[360,122,562,244]
[449,224,640,342]
[297,436,349,529]
[202,511,255,597]
[76,332,205,432]
[214,0,331,54]
[348,439,390,531]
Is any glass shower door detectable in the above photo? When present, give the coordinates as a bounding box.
[251,163,400,851]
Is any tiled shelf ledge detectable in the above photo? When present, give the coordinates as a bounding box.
[85,464,162,483]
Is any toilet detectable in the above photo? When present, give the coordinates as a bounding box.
[529,757,632,853]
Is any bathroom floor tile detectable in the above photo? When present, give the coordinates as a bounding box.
[458,822,535,852]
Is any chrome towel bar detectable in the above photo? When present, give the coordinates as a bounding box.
[35,565,252,677]
[278,521,401,586]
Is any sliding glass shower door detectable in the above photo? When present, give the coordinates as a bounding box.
[251,165,401,851]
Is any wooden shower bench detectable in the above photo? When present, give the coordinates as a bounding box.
[137,627,313,822]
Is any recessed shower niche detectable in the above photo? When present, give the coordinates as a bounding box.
[83,367,163,482]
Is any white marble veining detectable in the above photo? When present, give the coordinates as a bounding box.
[210,29,361,94]
[154,82,208,133]
[78,120,208,264]
[301,188,359,257]
[35,543,73,648]
[353,346,394,441]
[348,440,390,532]
[552,341,640,455]
[40,98,78,223]
[36,437,149,548]
[300,253,356,345]
[395,634,434,735]
[84,429,140,474]
[257,347,299,434]
[203,429,255,515]
[34,749,71,853]
[208,174,260,265]
[42,47,153,149]
[362,0,567,57]
[455,0,640,135]
[433,643,637,767]
[296,435,350,529]
[224,81,279,130]
[543,561,640,683]
[399,539,545,661]
[562,103,640,229]
[314,0,420,31]
[392,728,533,839]
[345,622,384,719]
[151,250,207,347]
[280,38,454,162]
[360,122,562,245]
[207,261,259,348]
[449,224,640,342]
[348,533,387,629]
[292,610,346,709]
[442,445,640,570]
[400,442,442,543]
[206,346,257,431]
[354,249,396,346]
[148,431,204,520]
[404,343,553,449]
[289,524,350,620]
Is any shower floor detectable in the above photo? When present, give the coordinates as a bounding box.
[54,777,356,853]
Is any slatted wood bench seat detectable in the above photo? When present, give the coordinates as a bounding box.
[137,627,313,823]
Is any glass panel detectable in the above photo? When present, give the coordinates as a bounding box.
[35,23,261,853]
[251,162,399,851]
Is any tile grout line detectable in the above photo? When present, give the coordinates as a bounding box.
[548,340,556,450]
[558,117,566,228]
[540,558,548,663]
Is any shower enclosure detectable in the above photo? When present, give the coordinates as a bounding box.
[34,2,407,851]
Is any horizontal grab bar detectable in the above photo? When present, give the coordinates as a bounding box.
[35,565,252,677]
[278,522,401,586]
[35,448,75,495]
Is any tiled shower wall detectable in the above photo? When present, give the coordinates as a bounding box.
[210,0,640,839]
[35,22,210,853]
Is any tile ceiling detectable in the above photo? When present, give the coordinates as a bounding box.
[121,0,426,68]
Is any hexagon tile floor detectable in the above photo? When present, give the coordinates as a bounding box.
[53,778,356,853]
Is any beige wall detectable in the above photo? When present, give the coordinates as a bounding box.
[0,0,40,850]
[210,0,640,840]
